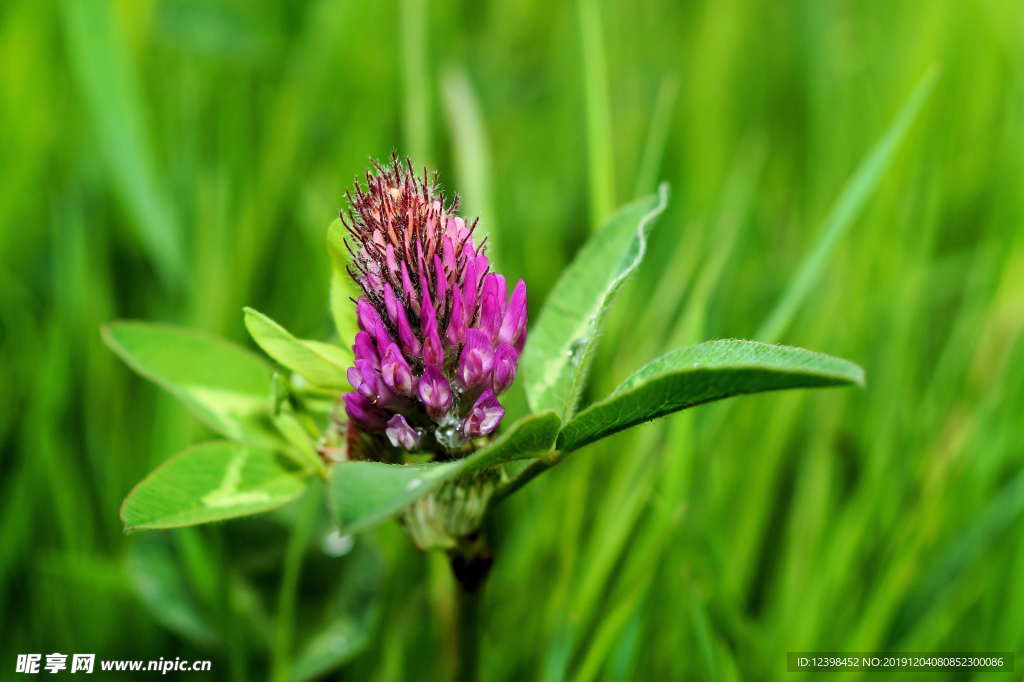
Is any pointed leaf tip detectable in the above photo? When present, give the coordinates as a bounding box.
[242,307,352,390]
[521,185,669,419]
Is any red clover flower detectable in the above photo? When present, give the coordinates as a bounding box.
[340,156,527,460]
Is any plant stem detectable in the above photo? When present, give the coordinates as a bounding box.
[448,531,492,681]
[208,528,248,682]
[493,451,563,503]
[270,489,320,682]
[454,581,482,682]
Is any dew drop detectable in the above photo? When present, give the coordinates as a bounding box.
[407,478,424,490]
[567,338,586,364]
[321,530,354,557]
[435,421,463,450]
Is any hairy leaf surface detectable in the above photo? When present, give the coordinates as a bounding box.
[558,340,864,451]
[521,185,669,419]
[121,441,309,531]
[103,321,282,446]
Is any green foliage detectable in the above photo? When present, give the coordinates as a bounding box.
[558,340,864,451]
[289,537,381,681]
[103,321,284,447]
[6,0,1022,679]
[61,0,185,287]
[521,185,669,419]
[291,606,374,682]
[329,462,447,536]
[328,412,561,534]
[121,442,310,531]
[756,69,939,343]
[243,307,351,390]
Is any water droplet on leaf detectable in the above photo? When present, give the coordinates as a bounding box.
[321,530,354,557]
[567,338,586,364]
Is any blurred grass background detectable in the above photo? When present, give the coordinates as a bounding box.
[2,0,1023,679]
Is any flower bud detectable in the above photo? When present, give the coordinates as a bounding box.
[478,274,505,340]
[418,365,453,421]
[356,299,382,335]
[394,301,420,357]
[386,414,421,451]
[457,329,494,389]
[491,344,518,395]
[380,343,415,396]
[343,392,387,431]
[348,358,393,405]
[462,390,504,439]
[498,278,528,352]
[420,294,445,367]
[352,331,378,365]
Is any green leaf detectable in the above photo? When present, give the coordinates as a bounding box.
[272,404,328,475]
[328,412,560,534]
[103,321,281,447]
[521,184,669,419]
[557,340,864,451]
[121,441,310,531]
[326,218,361,345]
[243,307,351,390]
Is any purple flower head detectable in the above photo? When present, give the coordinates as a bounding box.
[339,156,527,457]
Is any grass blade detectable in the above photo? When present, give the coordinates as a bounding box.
[757,68,939,342]
[61,0,185,287]
[633,75,679,197]
[578,0,615,227]
[442,67,499,264]
[401,0,432,161]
